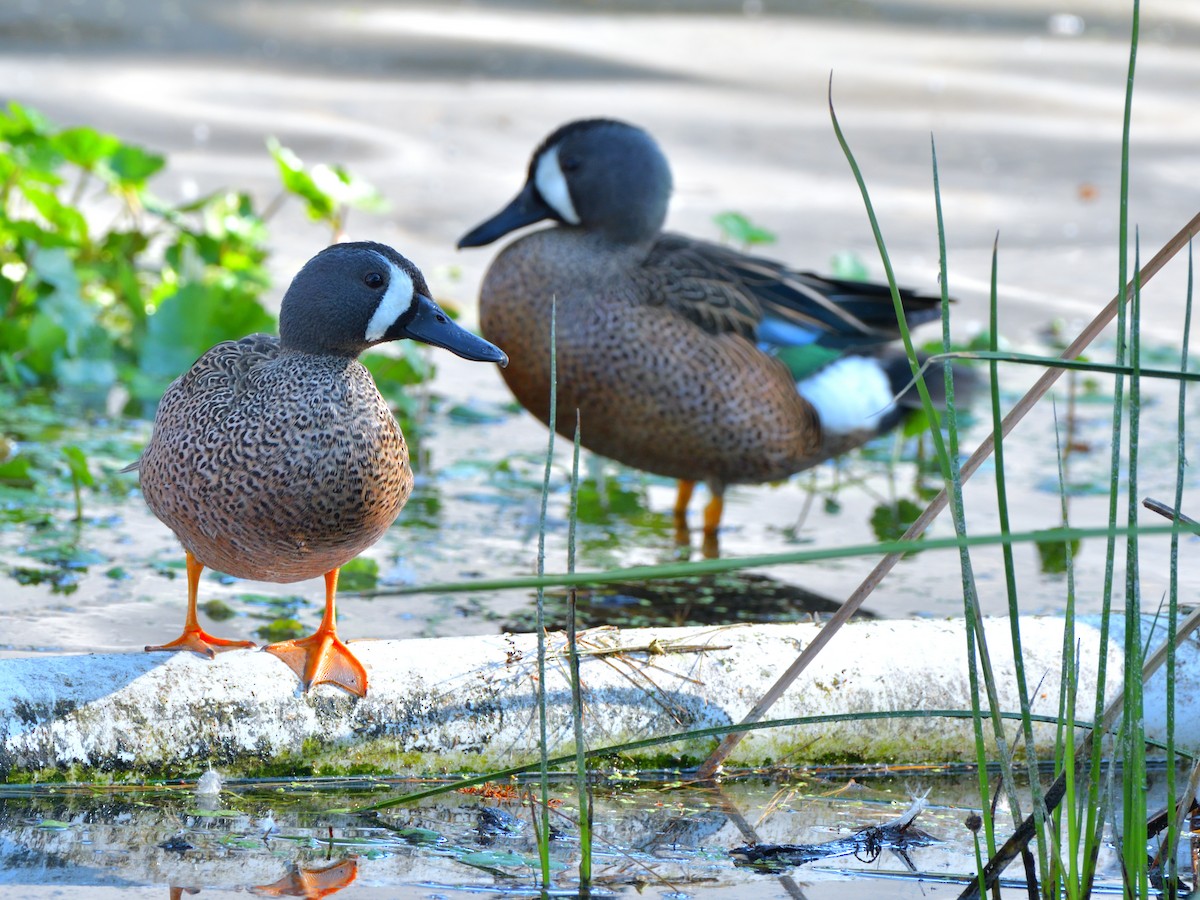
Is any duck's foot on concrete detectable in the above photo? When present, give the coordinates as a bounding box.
[145,628,257,659]
[264,627,367,697]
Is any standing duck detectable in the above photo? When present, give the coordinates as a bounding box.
[459,118,952,556]
[131,242,507,696]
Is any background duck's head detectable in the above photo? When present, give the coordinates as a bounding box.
[279,241,507,365]
[458,118,673,248]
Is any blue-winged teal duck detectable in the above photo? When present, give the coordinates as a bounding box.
[459,118,950,555]
[130,242,507,696]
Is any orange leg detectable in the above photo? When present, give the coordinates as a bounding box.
[263,568,368,697]
[673,479,696,546]
[146,550,257,657]
[700,492,724,559]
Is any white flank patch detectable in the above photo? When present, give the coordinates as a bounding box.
[363,255,415,342]
[797,356,895,434]
[534,145,581,225]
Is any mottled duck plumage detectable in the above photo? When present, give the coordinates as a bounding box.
[459,118,960,555]
[131,241,507,695]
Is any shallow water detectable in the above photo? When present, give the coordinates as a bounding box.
[1,343,1198,657]
[0,766,1172,899]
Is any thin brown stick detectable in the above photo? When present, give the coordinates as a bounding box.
[697,210,1200,779]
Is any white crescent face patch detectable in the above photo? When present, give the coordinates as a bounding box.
[363,253,415,343]
[534,144,581,225]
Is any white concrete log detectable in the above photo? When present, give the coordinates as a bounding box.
[1,617,1195,779]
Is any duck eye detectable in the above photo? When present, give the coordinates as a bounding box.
[364,272,385,289]
[561,156,582,173]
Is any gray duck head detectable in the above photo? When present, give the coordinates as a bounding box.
[458,118,673,248]
[279,241,507,365]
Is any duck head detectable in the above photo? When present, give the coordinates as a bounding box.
[279,241,508,365]
[458,118,673,248]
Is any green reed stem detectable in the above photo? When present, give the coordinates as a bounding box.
[356,523,1181,599]
[533,299,557,886]
[932,135,997,874]
[1121,236,1147,899]
[566,412,592,887]
[1163,244,1192,894]
[827,75,953,487]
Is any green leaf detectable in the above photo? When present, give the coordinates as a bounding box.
[869,498,925,544]
[19,184,89,243]
[202,598,236,621]
[902,405,937,438]
[21,314,68,378]
[32,247,93,354]
[61,445,95,487]
[139,282,275,392]
[267,138,335,221]
[0,456,33,486]
[395,826,442,844]
[829,251,870,281]
[1035,530,1081,575]
[100,143,165,188]
[256,617,306,642]
[713,211,776,247]
[0,102,52,140]
[338,557,379,592]
[53,126,120,170]
[459,849,542,868]
[362,347,434,392]
[311,163,388,213]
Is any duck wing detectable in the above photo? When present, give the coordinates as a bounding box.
[124,335,282,473]
[644,233,944,351]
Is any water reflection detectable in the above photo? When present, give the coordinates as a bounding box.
[0,773,1019,896]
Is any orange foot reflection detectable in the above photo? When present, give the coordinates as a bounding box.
[251,858,359,898]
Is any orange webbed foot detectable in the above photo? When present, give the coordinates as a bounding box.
[252,859,358,897]
[264,568,368,697]
[263,630,367,697]
[149,551,255,657]
[145,628,257,659]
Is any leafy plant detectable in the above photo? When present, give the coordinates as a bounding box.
[266,138,387,242]
[0,101,275,411]
[0,104,431,537]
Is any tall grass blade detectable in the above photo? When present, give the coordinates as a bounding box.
[1120,236,1147,898]
[1050,404,1081,899]
[1162,242,1192,894]
[533,299,558,886]
[982,236,1054,890]
[1085,1,1140,892]
[566,412,592,887]
[932,135,998,881]
[364,522,1181,599]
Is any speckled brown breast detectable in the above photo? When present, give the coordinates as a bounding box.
[479,230,828,489]
[137,335,411,582]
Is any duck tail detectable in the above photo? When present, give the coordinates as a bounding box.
[878,351,979,414]
[797,352,977,438]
